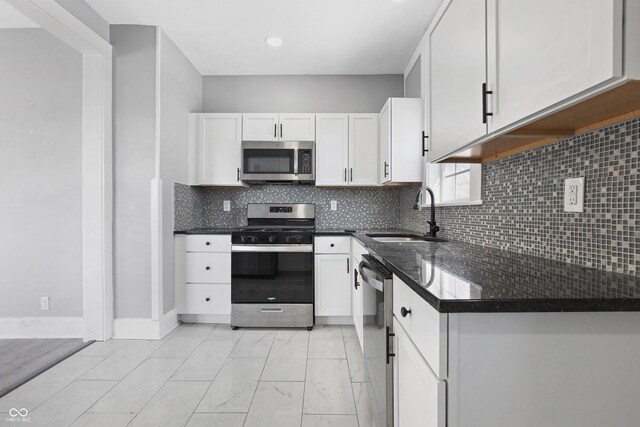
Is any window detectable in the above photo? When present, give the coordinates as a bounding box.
[423,161,482,206]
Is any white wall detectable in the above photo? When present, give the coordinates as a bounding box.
[54,0,109,42]
[203,75,404,113]
[111,25,157,318]
[0,29,83,317]
[159,32,203,315]
[405,58,421,98]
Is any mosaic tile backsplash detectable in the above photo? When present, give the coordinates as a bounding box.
[400,118,640,276]
[175,184,403,230]
[175,117,639,277]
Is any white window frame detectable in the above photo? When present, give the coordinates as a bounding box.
[423,160,483,207]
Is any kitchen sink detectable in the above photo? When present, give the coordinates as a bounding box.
[366,234,447,243]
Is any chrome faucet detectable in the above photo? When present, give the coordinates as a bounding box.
[413,186,440,238]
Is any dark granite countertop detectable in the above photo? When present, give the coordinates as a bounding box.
[174,228,239,235]
[174,227,640,313]
[349,230,640,313]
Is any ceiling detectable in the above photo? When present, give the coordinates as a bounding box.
[0,0,39,28]
[86,0,442,76]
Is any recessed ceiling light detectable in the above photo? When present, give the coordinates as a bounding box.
[265,36,283,47]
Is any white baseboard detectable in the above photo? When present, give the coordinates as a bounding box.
[0,317,84,338]
[315,316,354,325]
[113,309,179,340]
[179,314,230,324]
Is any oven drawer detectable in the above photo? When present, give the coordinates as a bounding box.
[231,303,313,328]
[185,235,231,253]
[186,253,231,283]
[181,284,231,315]
[315,236,350,254]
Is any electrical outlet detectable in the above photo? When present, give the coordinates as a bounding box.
[40,296,49,311]
[223,200,231,212]
[330,200,337,211]
[564,177,585,212]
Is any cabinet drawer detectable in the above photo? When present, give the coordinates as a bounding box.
[185,235,231,253]
[181,284,231,315]
[351,238,368,263]
[393,274,448,379]
[185,253,231,283]
[315,236,350,254]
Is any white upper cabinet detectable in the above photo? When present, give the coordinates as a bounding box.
[316,114,349,186]
[379,101,391,184]
[242,113,279,141]
[487,0,624,131]
[279,113,316,141]
[316,114,379,187]
[190,113,243,186]
[242,113,315,141]
[349,114,379,186]
[427,0,488,161]
[379,98,422,185]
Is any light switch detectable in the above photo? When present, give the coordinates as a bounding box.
[330,200,337,211]
[564,177,585,212]
[223,200,231,212]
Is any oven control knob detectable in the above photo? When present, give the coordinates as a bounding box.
[241,235,258,244]
[288,235,303,244]
[268,235,277,244]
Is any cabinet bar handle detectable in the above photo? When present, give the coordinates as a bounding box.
[384,162,389,178]
[280,123,283,138]
[344,168,347,182]
[347,257,350,273]
[482,83,493,124]
[237,167,240,181]
[350,168,353,182]
[354,268,359,289]
[422,131,429,157]
[386,326,395,364]
[274,123,277,138]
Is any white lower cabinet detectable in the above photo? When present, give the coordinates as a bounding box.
[183,284,231,315]
[175,234,232,317]
[314,253,351,317]
[394,317,446,427]
[185,253,231,284]
[351,238,368,348]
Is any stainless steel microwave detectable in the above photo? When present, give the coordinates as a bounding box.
[240,141,315,184]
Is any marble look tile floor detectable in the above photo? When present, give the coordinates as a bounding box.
[0,324,374,427]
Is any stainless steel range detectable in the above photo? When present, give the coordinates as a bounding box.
[230,203,315,330]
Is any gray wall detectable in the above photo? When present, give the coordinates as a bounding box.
[159,32,203,315]
[112,25,157,318]
[55,0,109,42]
[203,75,404,113]
[0,29,83,317]
[404,58,421,98]
[400,117,640,277]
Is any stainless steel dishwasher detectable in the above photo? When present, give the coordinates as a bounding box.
[359,254,393,427]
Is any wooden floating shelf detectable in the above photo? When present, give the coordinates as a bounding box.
[446,80,640,164]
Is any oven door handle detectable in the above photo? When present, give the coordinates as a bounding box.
[232,244,313,253]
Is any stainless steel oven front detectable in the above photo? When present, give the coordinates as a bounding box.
[231,243,314,328]
[240,140,315,183]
